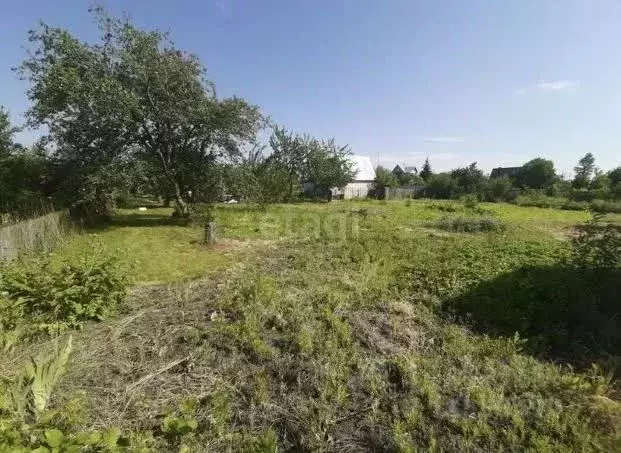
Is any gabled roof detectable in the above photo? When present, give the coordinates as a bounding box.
[403,166,418,174]
[490,167,521,178]
[349,155,376,181]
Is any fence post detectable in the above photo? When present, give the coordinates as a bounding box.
[204,222,218,245]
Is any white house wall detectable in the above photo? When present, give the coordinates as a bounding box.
[342,182,373,199]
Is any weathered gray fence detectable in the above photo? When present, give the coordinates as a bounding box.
[0,211,70,259]
[384,185,425,200]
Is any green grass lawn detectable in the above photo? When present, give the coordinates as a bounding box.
[3,200,620,452]
[54,208,234,284]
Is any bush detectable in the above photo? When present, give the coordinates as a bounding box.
[435,216,505,233]
[484,176,514,202]
[571,214,621,270]
[425,201,460,213]
[589,199,621,214]
[514,192,564,209]
[0,248,129,342]
[425,173,458,199]
[460,194,479,210]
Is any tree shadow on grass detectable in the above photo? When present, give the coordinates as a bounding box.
[443,265,621,372]
[112,213,190,227]
[82,213,190,231]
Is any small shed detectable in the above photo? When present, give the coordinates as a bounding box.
[304,155,376,199]
[335,155,376,199]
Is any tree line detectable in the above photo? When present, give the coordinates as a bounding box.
[2,8,620,221]
[1,8,354,222]
[374,154,621,203]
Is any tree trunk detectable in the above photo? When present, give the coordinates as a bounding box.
[172,179,189,217]
[204,221,217,244]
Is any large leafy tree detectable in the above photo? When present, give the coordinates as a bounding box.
[573,153,596,189]
[18,8,263,216]
[516,158,556,189]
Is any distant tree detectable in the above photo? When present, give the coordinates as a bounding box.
[484,175,514,201]
[589,169,610,191]
[266,126,306,201]
[573,153,596,189]
[372,166,399,198]
[450,162,485,194]
[303,137,354,198]
[425,173,458,199]
[607,167,621,188]
[396,171,424,186]
[374,166,399,187]
[420,157,433,182]
[400,173,425,186]
[0,106,21,158]
[516,158,556,189]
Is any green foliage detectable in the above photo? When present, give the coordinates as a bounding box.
[608,166,621,188]
[483,175,514,202]
[571,213,621,270]
[0,247,128,344]
[19,7,263,217]
[161,398,199,445]
[264,126,354,201]
[419,157,432,181]
[573,152,596,189]
[0,106,21,159]
[425,173,458,198]
[303,137,354,197]
[516,158,557,189]
[189,203,216,224]
[372,166,399,198]
[450,162,485,195]
[435,216,506,233]
[514,192,621,213]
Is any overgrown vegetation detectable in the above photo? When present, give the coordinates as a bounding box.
[2,5,621,452]
[0,245,129,349]
[1,202,619,451]
[435,216,506,233]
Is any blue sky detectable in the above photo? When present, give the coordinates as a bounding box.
[1,0,620,175]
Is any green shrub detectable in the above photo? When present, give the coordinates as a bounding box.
[561,199,589,211]
[515,193,621,213]
[425,201,460,213]
[571,214,621,270]
[589,199,621,214]
[435,216,506,233]
[460,194,479,210]
[514,193,564,209]
[0,248,129,342]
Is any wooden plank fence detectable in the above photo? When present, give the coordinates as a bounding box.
[0,211,70,260]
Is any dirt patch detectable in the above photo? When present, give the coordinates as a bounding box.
[347,305,430,356]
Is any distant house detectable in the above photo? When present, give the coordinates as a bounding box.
[304,155,376,199]
[490,167,521,179]
[337,155,376,199]
[392,165,418,176]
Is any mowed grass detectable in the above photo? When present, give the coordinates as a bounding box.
[5,199,621,452]
[53,208,233,283]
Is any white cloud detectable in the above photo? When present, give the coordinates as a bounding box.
[423,136,465,143]
[515,80,579,95]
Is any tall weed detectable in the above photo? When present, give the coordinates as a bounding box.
[0,246,129,345]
